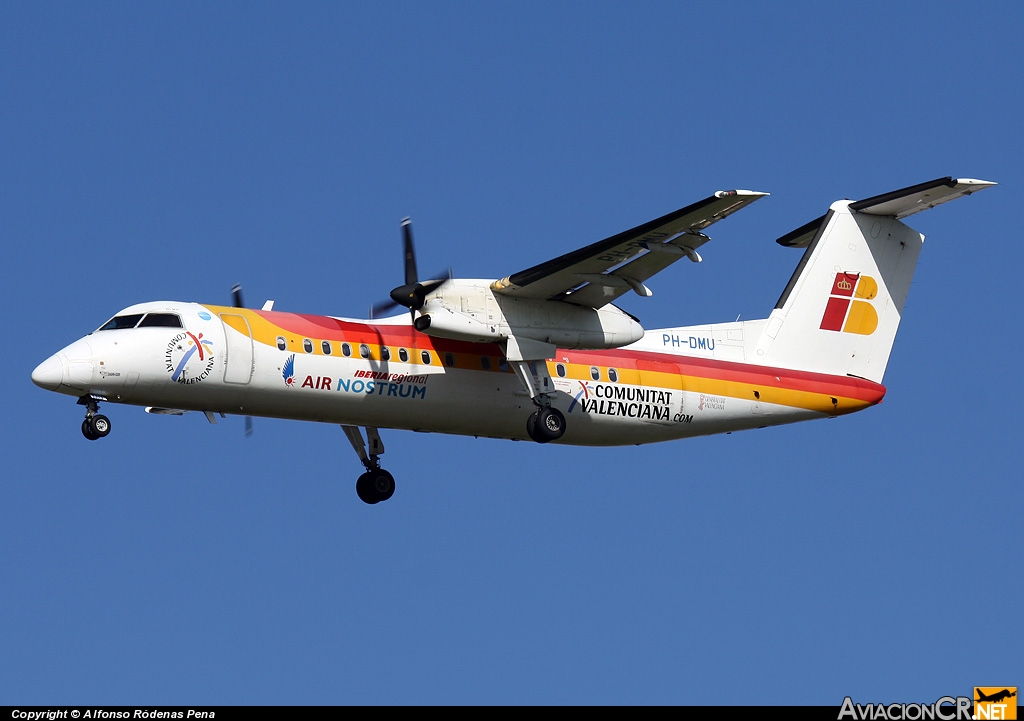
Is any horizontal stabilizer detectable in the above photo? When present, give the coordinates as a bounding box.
[777,177,996,247]
[776,213,828,248]
[850,177,996,218]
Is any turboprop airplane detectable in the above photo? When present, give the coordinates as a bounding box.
[31,176,994,504]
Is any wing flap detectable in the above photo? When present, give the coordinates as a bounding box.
[492,190,767,307]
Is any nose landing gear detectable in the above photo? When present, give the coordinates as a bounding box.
[342,425,395,504]
[79,395,111,441]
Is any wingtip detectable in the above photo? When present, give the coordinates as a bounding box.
[953,178,997,189]
[716,189,770,198]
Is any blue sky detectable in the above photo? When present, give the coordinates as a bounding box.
[2,2,1020,705]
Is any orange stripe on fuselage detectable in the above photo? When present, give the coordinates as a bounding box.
[204,306,885,415]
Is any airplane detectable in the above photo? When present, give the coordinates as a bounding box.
[976,689,1017,704]
[31,176,995,504]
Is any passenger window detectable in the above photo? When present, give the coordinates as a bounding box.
[138,313,183,328]
[342,343,351,357]
[277,337,287,351]
[303,339,313,353]
[421,350,432,364]
[360,344,370,359]
[381,347,391,361]
[399,348,409,362]
[480,356,491,371]
[590,366,600,381]
[322,340,332,355]
[498,358,509,372]
[444,352,455,367]
[608,368,618,382]
[556,363,566,378]
[98,314,144,331]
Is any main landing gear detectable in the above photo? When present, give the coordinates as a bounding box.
[79,395,111,441]
[342,425,395,505]
[509,358,566,444]
[526,406,566,444]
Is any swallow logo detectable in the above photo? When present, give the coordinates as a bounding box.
[820,272,879,335]
[282,354,296,387]
[975,688,1017,720]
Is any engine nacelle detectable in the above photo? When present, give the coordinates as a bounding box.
[413,306,502,342]
[415,280,645,350]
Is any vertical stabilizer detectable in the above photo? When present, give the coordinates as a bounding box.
[753,177,994,383]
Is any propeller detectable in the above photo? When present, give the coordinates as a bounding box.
[369,218,452,321]
[232,283,254,438]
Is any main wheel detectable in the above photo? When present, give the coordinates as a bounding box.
[526,407,566,443]
[537,407,565,441]
[88,414,111,438]
[82,419,98,441]
[526,411,546,444]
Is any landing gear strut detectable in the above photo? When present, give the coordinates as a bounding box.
[508,357,566,444]
[342,425,395,504]
[79,395,111,441]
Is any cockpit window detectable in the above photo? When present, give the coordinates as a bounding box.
[138,313,183,328]
[98,314,144,331]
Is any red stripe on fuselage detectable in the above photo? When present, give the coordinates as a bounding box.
[249,311,886,403]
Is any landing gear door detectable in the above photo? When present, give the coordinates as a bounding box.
[219,314,254,385]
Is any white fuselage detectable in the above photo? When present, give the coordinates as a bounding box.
[32,300,884,446]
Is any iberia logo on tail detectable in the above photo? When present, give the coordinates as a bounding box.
[820,272,878,335]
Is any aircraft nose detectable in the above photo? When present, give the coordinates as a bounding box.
[31,354,64,391]
[63,338,95,389]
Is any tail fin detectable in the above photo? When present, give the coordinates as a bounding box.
[753,177,995,383]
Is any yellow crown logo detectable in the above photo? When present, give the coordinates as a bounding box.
[836,278,853,291]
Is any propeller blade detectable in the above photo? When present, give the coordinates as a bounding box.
[421,268,453,290]
[232,283,245,308]
[402,217,418,286]
[369,298,401,319]
[369,219,453,322]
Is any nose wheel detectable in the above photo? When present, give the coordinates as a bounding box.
[342,425,396,504]
[79,396,111,441]
[356,469,395,505]
[82,414,111,440]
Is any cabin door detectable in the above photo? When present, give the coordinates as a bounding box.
[219,314,254,385]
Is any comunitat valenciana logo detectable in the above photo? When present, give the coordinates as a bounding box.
[837,687,1016,721]
[164,331,215,385]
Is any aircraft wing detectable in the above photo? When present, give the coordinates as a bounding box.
[491,190,768,308]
